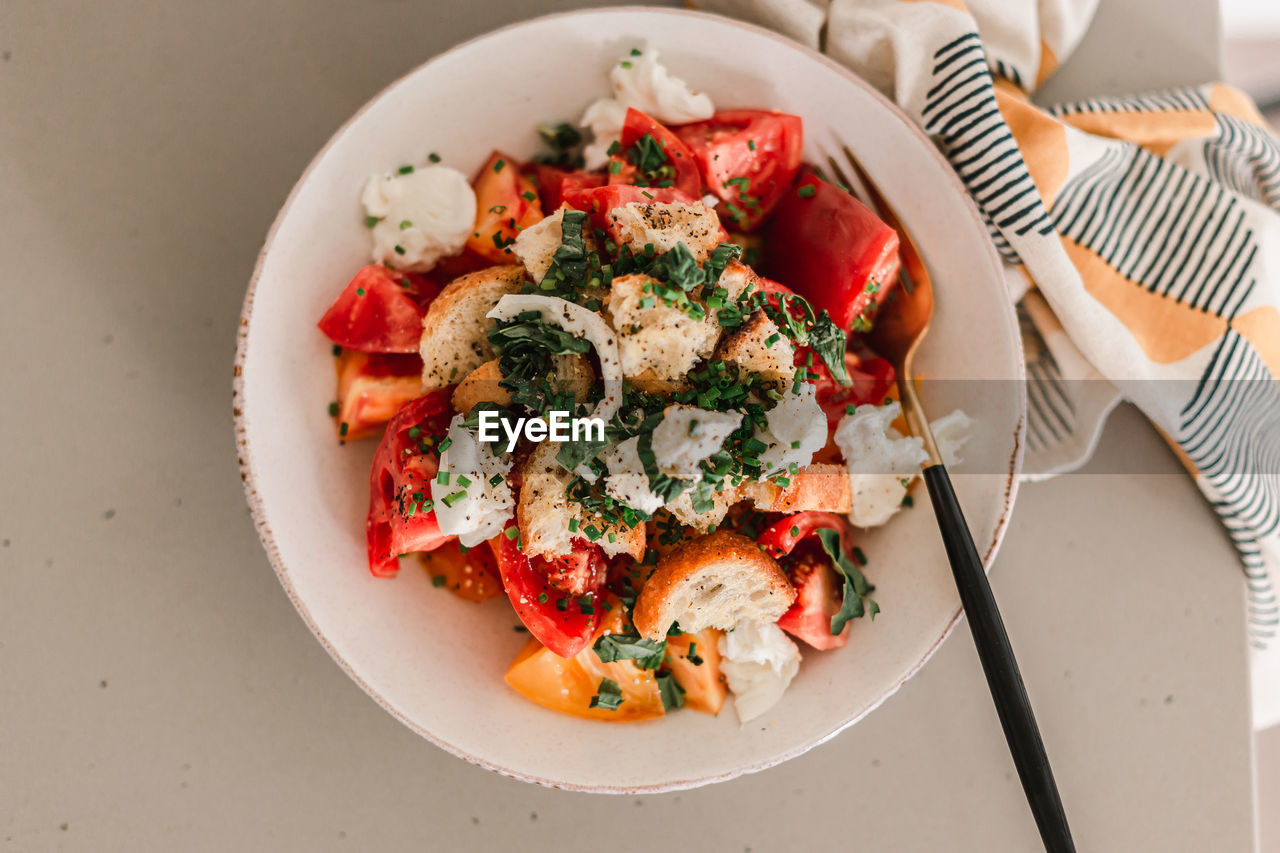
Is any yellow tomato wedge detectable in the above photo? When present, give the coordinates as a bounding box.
[664,629,727,715]
[504,598,665,721]
[420,539,503,603]
[467,151,543,264]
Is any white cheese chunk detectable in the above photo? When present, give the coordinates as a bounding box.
[718,620,802,724]
[932,409,973,466]
[834,402,972,528]
[580,48,715,169]
[361,166,476,271]
[601,436,665,516]
[434,415,514,547]
[755,382,827,477]
[651,405,742,480]
[512,207,565,284]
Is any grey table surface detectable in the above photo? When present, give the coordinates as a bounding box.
[0,1,1255,851]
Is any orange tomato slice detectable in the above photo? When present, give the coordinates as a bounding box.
[334,349,424,441]
[664,629,726,715]
[420,539,503,603]
[466,151,543,264]
[504,598,665,721]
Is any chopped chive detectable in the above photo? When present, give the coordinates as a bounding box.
[797,184,816,198]
[428,152,441,163]
[748,139,756,150]
[356,287,366,296]
[398,165,414,175]
[338,422,349,437]
[432,574,447,587]
[394,244,406,255]
[327,402,339,417]
[399,220,412,230]
[538,592,548,603]
[493,158,506,172]
[364,215,380,228]
[522,190,537,202]
[630,48,642,56]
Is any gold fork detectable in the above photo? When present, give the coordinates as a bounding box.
[827,146,1076,853]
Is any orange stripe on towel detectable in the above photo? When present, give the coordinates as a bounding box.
[1061,237,1228,364]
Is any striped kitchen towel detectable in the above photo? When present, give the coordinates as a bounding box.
[694,0,1280,728]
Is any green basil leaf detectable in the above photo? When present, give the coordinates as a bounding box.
[656,672,686,711]
[593,633,667,670]
[589,677,625,711]
[816,527,878,635]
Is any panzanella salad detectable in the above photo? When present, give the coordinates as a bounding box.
[315,49,969,724]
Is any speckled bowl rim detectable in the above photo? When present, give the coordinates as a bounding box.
[232,6,1026,794]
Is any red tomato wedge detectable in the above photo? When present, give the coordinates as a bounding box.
[563,183,698,229]
[810,350,897,429]
[533,163,606,212]
[775,542,850,650]
[366,391,455,578]
[317,265,438,354]
[607,108,702,198]
[675,109,803,230]
[757,511,854,650]
[334,349,425,441]
[492,527,605,659]
[467,151,544,264]
[420,539,503,603]
[757,511,848,559]
[764,170,901,332]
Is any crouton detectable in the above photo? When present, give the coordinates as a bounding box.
[451,354,595,415]
[606,273,719,382]
[451,359,509,413]
[606,202,724,262]
[739,464,852,513]
[715,310,797,388]
[664,484,739,532]
[632,531,795,640]
[419,265,526,390]
[517,443,645,562]
[716,259,760,302]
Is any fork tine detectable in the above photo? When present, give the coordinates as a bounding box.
[825,156,855,195]
[843,145,926,297]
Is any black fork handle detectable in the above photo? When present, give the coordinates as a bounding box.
[922,464,1076,853]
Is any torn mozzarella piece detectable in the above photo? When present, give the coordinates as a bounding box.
[512,207,565,284]
[835,402,972,528]
[719,620,802,724]
[580,48,715,168]
[651,405,742,481]
[755,382,827,477]
[434,415,514,547]
[601,436,665,516]
[931,409,973,466]
[361,166,476,271]
[486,294,622,427]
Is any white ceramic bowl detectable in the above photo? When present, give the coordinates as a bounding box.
[235,7,1024,792]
